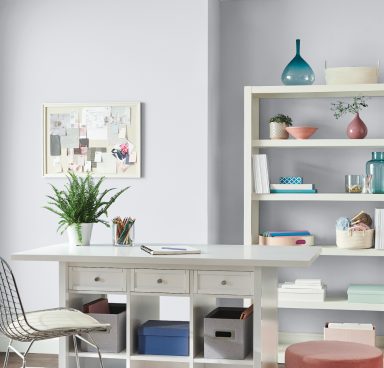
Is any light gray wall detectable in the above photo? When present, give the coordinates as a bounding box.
[0,0,209,350]
[215,0,384,334]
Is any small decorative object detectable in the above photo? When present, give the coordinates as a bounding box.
[44,172,129,246]
[281,39,315,85]
[366,152,384,193]
[285,126,318,140]
[336,217,351,231]
[269,114,292,139]
[325,60,379,85]
[331,96,368,139]
[111,143,130,164]
[112,216,135,246]
[335,211,374,249]
[279,176,303,184]
[43,102,141,177]
[345,175,363,193]
[362,175,372,194]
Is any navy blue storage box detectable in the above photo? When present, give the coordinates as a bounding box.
[138,320,189,356]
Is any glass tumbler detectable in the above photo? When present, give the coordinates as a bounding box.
[345,175,363,193]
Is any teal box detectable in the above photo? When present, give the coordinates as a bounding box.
[279,177,303,184]
[347,284,384,303]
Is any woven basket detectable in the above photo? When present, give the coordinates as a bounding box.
[336,229,374,249]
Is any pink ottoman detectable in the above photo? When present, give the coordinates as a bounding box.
[285,340,383,368]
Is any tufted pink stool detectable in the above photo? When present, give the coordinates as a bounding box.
[285,340,383,368]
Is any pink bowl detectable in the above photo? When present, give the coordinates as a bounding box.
[285,126,318,139]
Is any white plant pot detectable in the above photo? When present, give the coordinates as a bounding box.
[67,223,93,246]
[269,122,289,139]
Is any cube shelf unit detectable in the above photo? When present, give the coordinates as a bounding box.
[65,285,256,368]
[244,83,384,364]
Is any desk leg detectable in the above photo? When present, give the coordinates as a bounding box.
[254,267,278,368]
[59,262,69,368]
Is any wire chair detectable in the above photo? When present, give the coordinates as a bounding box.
[0,257,110,368]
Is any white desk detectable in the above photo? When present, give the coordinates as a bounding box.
[13,243,320,368]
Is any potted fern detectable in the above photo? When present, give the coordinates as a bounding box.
[44,172,129,246]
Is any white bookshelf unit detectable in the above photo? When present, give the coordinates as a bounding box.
[244,83,384,363]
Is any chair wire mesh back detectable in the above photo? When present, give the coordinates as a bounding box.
[0,257,106,368]
[0,257,34,341]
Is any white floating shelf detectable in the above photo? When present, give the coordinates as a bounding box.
[250,84,384,98]
[130,354,190,363]
[253,139,384,148]
[279,297,384,311]
[69,350,126,360]
[253,193,384,201]
[194,353,253,366]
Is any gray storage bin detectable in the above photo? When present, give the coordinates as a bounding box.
[204,307,252,359]
[81,303,126,353]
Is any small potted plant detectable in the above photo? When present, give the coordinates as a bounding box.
[44,172,129,246]
[269,114,293,139]
[331,96,368,139]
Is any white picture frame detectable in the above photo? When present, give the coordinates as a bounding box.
[43,102,141,178]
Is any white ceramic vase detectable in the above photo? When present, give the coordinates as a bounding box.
[269,122,289,139]
[67,223,93,246]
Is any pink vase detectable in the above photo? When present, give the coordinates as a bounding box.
[347,113,367,139]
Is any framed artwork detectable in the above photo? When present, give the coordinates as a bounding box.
[43,102,141,177]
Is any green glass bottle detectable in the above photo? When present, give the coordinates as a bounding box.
[366,152,384,193]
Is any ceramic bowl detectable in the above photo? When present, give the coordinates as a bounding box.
[285,126,318,139]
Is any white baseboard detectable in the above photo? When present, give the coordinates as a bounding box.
[0,335,59,354]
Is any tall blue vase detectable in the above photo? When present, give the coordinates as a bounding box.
[281,39,315,85]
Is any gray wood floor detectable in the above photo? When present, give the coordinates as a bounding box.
[0,353,58,367]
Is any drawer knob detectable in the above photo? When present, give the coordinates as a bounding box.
[94,277,101,282]
[157,278,163,284]
[221,280,227,286]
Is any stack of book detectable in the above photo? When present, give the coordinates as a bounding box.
[252,154,270,194]
[278,279,326,302]
[374,209,384,249]
[270,183,317,194]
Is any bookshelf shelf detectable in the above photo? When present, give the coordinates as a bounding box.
[252,193,384,201]
[249,83,384,98]
[69,350,127,360]
[279,297,384,311]
[253,138,384,148]
[319,246,384,256]
[194,353,254,366]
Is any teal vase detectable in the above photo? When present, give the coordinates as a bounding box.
[281,39,315,85]
[366,152,384,194]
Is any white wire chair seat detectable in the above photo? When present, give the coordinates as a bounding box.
[5,307,110,341]
[0,257,110,368]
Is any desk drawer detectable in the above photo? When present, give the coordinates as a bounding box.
[69,267,127,292]
[133,269,189,293]
[194,271,253,295]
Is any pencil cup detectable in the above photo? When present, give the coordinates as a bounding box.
[112,217,135,246]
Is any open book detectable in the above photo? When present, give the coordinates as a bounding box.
[140,245,201,255]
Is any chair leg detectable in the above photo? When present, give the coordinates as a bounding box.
[2,339,12,368]
[72,335,81,368]
[87,334,104,368]
[75,333,104,368]
[6,340,34,368]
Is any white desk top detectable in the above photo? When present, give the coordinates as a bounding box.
[12,243,320,268]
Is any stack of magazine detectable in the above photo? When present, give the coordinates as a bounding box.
[374,209,384,249]
[252,154,270,194]
[278,279,326,302]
